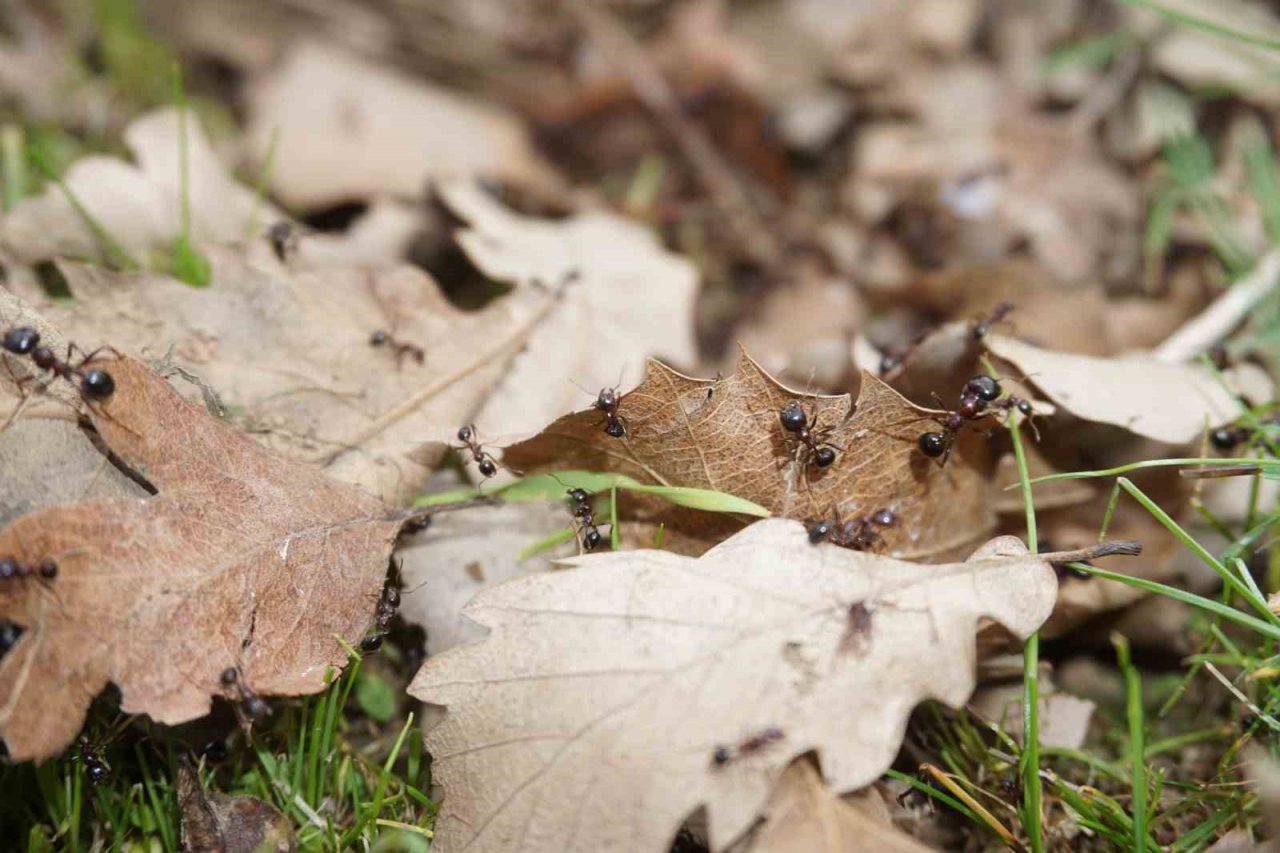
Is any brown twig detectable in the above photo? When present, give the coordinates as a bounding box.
[1180,464,1264,479]
[564,0,780,266]
[1036,540,1142,564]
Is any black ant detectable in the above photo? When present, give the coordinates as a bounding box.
[594,387,627,438]
[369,329,425,368]
[220,667,270,721]
[266,221,298,262]
[917,374,1002,465]
[972,300,1014,340]
[711,726,784,766]
[0,621,20,657]
[456,425,498,479]
[779,400,840,470]
[0,556,57,582]
[805,508,896,551]
[76,735,113,785]
[1210,425,1252,452]
[896,765,938,811]
[361,582,401,653]
[566,487,605,552]
[2,326,116,400]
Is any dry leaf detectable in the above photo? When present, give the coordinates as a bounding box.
[0,108,275,266]
[986,334,1269,444]
[970,684,1095,749]
[18,246,552,504]
[439,181,701,441]
[178,757,296,853]
[503,350,998,559]
[0,354,400,760]
[409,519,1056,853]
[741,759,932,853]
[245,40,558,210]
[397,500,574,658]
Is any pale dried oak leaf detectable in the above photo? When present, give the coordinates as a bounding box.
[985,334,1270,444]
[409,519,1056,853]
[501,350,998,559]
[0,356,400,761]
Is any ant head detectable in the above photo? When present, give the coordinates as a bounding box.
[1210,427,1241,451]
[456,425,473,443]
[81,368,115,400]
[712,746,731,765]
[805,519,832,543]
[918,431,948,457]
[2,326,39,356]
[596,387,619,410]
[779,401,807,432]
[369,330,389,346]
[382,585,401,609]
[220,667,238,688]
[1015,399,1033,416]
[568,488,589,504]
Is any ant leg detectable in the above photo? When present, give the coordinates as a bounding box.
[71,345,123,368]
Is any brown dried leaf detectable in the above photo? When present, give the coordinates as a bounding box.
[502,350,997,559]
[19,247,552,504]
[986,334,1269,444]
[741,760,932,853]
[409,519,1056,853]
[0,355,400,760]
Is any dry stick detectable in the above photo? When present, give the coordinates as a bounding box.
[307,292,561,467]
[1153,249,1280,364]
[564,0,780,267]
[1036,540,1143,564]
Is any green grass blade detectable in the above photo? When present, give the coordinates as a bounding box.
[1009,415,1043,852]
[1114,634,1147,852]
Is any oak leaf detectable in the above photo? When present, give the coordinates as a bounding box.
[409,519,1056,853]
[0,355,401,761]
[501,350,998,559]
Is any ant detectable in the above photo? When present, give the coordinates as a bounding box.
[0,621,20,657]
[0,556,57,582]
[456,425,499,479]
[77,735,112,785]
[566,487,605,551]
[917,374,1002,465]
[711,726,784,766]
[972,300,1014,340]
[594,387,627,438]
[266,221,298,262]
[369,329,425,368]
[1209,425,1252,452]
[779,400,840,470]
[2,326,116,400]
[361,582,401,653]
[805,508,896,552]
[839,601,876,654]
[220,667,271,721]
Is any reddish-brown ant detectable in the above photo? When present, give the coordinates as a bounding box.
[805,508,896,552]
[220,667,271,721]
[361,582,401,653]
[2,326,116,400]
[566,487,605,551]
[456,425,499,479]
[779,400,840,470]
[369,329,425,368]
[0,556,57,582]
[972,300,1014,340]
[917,374,1004,465]
[711,726,784,766]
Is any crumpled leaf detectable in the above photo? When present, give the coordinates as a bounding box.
[178,757,297,853]
[0,107,276,267]
[440,181,700,442]
[17,245,551,504]
[986,334,1271,444]
[0,353,400,760]
[741,760,931,853]
[409,519,1056,853]
[502,350,998,559]
[244,40,559,210]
